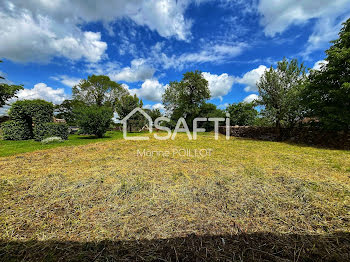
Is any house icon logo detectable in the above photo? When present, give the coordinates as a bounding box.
[121,107,153,140]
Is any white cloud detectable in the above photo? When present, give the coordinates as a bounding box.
[237,65,267,92]
[0,0,193,63]
[109,59,155,83]
[202,72,235,100]
[303,18,347,57]
[147,42,247,70]
[0,5,107,63]
[243,94,259,103]
[16,83,68,104]
[312,60,328,71]
[258,0,350,37]
[144,103,165,111]
[51,75,81,87]
[129,79,167,102]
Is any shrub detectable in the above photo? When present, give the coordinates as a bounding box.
[1,120,32,140]
[41,136,64,144]
[33,123,69,141]
[75,105,113,138]
[9,99,53,124]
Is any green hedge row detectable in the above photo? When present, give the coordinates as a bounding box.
[1,120,32,140]
[33,123,69,141]
[9,99,53,124]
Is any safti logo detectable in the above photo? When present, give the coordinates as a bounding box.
[121,107,231,141]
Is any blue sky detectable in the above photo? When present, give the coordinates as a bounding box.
[1,0,350,114]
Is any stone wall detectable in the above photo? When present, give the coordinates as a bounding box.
[219,126,350,150]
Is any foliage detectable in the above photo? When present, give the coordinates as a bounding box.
[33,123,69,141]
[3,100,54,140]
[144,108,162,122]
[0,60,23,107]
[41,136,64,144]
[72,75,129,108]
[9,99,53,124]
[226,102,258,126]
[75,105,113,138]
[302,18,350,130]
[55,99,86,125]
[115,94,144,131]
[1,120,32,140]
[162,70,210,128]
[196,103,225,131]
[257,58,307,129]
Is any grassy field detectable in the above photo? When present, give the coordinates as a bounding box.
[0,133,350,261]
[0,131,128,157]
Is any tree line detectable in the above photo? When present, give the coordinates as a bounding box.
[1,18,349,138]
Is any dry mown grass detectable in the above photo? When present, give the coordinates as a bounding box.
[1,133,350,261]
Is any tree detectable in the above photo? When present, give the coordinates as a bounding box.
[0,60,23,107]
[115,94,144,131]
[144,108,162,122]
[55,99,85,125]
[257,58,307,129]
[162,70,210,128]
[302,18,350,130]
[74,105,113,138]
[72,75,128,108]
[196,103,225,131]
[226,102,258,126]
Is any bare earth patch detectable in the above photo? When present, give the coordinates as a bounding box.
[1,133,350,261]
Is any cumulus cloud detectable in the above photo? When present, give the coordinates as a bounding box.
[0,3,107,63]
[16,83,68,104]
[312,60,328,70]
[202,72,235,100]
[243,94,259,103]
[0,0,193,63]
[236,65,267,92]
[51,75,81,87]
[129,79,167,102]
[144,103,165,111]
[109,59,155,83]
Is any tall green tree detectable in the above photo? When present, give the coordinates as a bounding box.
[226,102,258,126]
[196,102,225,131]
[162,70,210,128]
[74,105,113,138]
[72,75,128,108]
[55,99,86,125]
[257,58,307,129]
[302,18,350,130]
[115,94,144,131]
[0,60,23,107]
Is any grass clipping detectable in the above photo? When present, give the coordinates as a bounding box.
[0,133,350,261]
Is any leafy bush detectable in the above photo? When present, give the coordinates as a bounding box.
[41,136,64,144]
[33,123,69,141]
[9,99,53,124]
[1,120,32,140]
[75,105,113,138]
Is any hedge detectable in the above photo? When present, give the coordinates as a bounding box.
[9,99,53,124]
[33,123,69,141]
[1,120,32,140]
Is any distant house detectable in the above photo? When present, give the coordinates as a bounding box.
[53,117,66,124]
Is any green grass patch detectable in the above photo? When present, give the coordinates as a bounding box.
[0,131,127,157]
